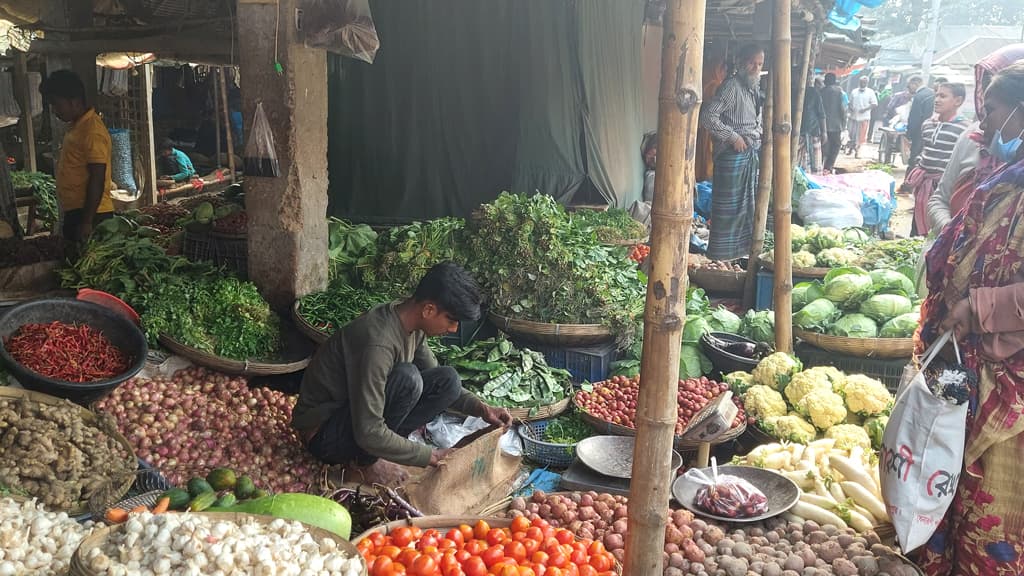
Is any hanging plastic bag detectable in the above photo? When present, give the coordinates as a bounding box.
[880,331,970,553]
[243,101,280,178]
[684,463,769,519]
[302,0,380,64]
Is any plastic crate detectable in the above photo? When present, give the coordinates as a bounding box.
[796,342,906,392]
[512,339,617,384]
[755,270,823,311]
[183,229,248,278]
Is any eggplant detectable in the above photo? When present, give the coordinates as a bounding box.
[723,341,757,358]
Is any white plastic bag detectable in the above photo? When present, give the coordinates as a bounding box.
[243,101,280,178]
[797,188,863,229]
[880,331,968,553]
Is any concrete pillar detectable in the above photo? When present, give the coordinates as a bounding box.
[237,0,329,308]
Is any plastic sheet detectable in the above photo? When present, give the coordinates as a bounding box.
[303,0,380,64]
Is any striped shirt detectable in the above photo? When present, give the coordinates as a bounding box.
[701,76,762,155]
[918,116,969,174]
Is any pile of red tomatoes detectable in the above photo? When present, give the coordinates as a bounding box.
[627,244,650,265]
[357,517,618,576]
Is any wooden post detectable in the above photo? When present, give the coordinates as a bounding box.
[14,53,36,173]
[742,81,774,310]
[140,64,158,205]
[213,69,222,169]
[218,68,237,182]
[790,28,815,165]
[624,0,705,573]
[772,0,794,352]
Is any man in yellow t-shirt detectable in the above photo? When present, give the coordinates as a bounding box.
[39,70,114,241]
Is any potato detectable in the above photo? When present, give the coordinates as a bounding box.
[783,555,804,572]
[851,556,879,576]
[732,542,753,560]
[806,531,830,545]
[815,540,844,563]
[669,552,686,569]
[832,559,858,576]
[603,532,624,551]
[665,568,686,576]
[762,562,783,576]
[703,525,725,546]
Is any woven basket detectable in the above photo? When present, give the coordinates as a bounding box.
[0,387,136,516]
[576,400,747,451]
[158,325,313,376]
[291,301,330,344]
[517,421,581,468]
[602,236,649,247]
[688,267,747,295]
[70,512,366,576]
[489,312,614,347]
[508,397,571,422]
[794,329,914,359]
[761,260,831,279]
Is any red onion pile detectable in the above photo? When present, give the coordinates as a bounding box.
[95,367,324,493]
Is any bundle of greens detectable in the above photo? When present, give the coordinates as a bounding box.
[10,171,58,231]
[297,283,390,335]
[435,338,571,410]
[359,218,465,298]
[327,218,377,284]
[464,193,645,346]
[541,412,593,444]
[856,237,925,274]
[571,207,647,244]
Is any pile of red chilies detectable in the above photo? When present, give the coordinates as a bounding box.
[5,321,130,382]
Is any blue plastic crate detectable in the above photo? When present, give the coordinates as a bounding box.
[513,339,617,384]
[755,270,823,311]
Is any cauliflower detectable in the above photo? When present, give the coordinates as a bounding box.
[793,251,818,268]
[743,385,788,421]
[840,374,894,416]
[804,365,845,386]
[724,371,754,394]
[762,413,818,443]
[752,353,803,391]
[798,388,848,430]
[825,423,872,452]
[784,370,833,406]
[815,247,859,268]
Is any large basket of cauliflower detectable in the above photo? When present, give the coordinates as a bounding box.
[724,352,893,450]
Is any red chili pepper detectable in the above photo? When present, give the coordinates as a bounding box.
[4,321,131,383]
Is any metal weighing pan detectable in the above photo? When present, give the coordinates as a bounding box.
[575,435,682,480]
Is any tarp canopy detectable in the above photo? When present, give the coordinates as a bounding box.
[326,0,646,224]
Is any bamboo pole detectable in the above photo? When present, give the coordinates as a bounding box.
[213,68,223,169]
[742,80,774,310]
[218,67,237,182]
[141,64,158,206]
[772,0,794,352]
[14,53,36,173]
[790,29,815,166]
[624,0,705,573]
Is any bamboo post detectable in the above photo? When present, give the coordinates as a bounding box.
[218,67,237,182]
[140,64,158,206]
[790,29,815,164]
[742,81,774,310]
[624,0,705,573]
[14,53,36,173]
[213,69,223,169]
[772,0,794,352]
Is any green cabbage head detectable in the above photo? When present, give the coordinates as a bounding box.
[828,313,879,338]
[869,268,916,297]
[793,298,840,332]
[823,267,874,307]
[859,294,914,323]
[792,281,824,311]
[879,312,920,338]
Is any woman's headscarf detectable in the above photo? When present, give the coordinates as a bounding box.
[974,44,1024,120]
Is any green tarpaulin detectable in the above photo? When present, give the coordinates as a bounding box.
[327,0,646,223]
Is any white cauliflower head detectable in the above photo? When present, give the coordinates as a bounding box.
[752,353,803,391]
[762,413,817,443]
[825,423,873,452]
[743,385,788,421]
[784,370,834,406]
[798,388,848,430]
[840,374,893,416]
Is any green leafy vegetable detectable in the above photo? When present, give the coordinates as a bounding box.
[793,298,841,332]
[542,412,593,444]
[10,171,58,231]
[828,313,879,338]
[822,266,875,308]
[740,310,775,344]
[359,218,465,298]
[327,218,377,283]
[792,281,824,311]
[859,294,913,324]
[707,307,742,334]
[571,207,648,243]
[879,312,920,338]
[298,283,390,335]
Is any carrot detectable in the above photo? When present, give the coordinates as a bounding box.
[104,508,129,524]
[152,496,170,514]
[130,505,148,514]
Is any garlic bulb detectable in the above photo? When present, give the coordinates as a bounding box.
[0,497,96,575]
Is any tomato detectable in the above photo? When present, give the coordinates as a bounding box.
[554,530,574,546]
[517,568,536,576]
[568,549,586,566]
[543,538,561,553]
[465,540,487,556]
[419,534,440,550]
[548,551,568,568]
[455,550,472,562]
[588,554,613,572]
[587,542,606,557]
[410,555,438,576]
[368,532,387,548]
[410,526,424,540]
[504,541,527,563]
[392,527,415,548]
[498,566,520,576]
[510,516,531,533]
[397,550,421,567]
[473,520,491,540]
[577,566,598,576]
[480,546,505,568]
[372,556,395,576]
[522,538,540,556]
[463,557,488,576]
[485,529,507,547]
[438,538,458,550]
[531,551,550,564]
[525,527,544,542]
[530,517,547,529]
[546,568,563,576]
[446,529,465,547]
[459,524,475,542]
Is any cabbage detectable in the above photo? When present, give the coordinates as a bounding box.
[859,294,913,323]
[792,281,824,310]
[740,310,775,344]
[823,267,875,307]
[880,312,920,338]
[829,313,879,338]
[683,316,710,343]
[869,268,916,297]
[843,227,871,245]
[708,307,742,334]
[793,298,840,332]
[809,227,845,251]
[793,251,818,268]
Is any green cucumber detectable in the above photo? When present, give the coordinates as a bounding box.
[207,493,352,539]
[189,491,218,512]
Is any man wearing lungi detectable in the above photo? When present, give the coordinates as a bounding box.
[700,44,764,261]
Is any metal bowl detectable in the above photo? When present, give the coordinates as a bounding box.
[671,465,800,523]
[575,435,682,479]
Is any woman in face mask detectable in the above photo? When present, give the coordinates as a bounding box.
[915,62,1024,576]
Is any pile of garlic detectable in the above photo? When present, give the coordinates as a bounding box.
[85,512,364,576]
[0,497,97,575]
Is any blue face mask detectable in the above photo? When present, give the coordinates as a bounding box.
[990,107,1024,163]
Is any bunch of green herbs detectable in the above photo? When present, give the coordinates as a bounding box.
[359,217,465,298]
[10,171,58,230]
[856,237,925,274]
[328,218,377,284]
[571,207,647,243]
[542,412,593,445]
[435,337,571,410]
[298,282,390,335]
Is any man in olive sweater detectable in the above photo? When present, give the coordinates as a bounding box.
[292,262,513,484]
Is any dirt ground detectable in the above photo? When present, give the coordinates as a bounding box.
[832,138,914,239]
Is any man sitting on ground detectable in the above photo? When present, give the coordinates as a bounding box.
[157,138,197,183]
[292,262,513,484]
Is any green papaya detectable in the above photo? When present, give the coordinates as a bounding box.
[234,475,256,500]
[160,488,191,511]
[194,202,215,224]
[213,493,237,508]
[206,467,237,491]
[187,477,214,497]
[189,491,218,512]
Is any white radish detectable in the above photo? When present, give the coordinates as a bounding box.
[790,501,848,529]
[781,512,805,524]
[841,481,888,521]
[829,480,847,503]
[762,452,792,470]
[781,469,816,490]
[830,455,878,494]
[846,508,875,533]
[808,438,837,452]
[813,478,834,499]
[800,492,839,509]
[851,503,879,525]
